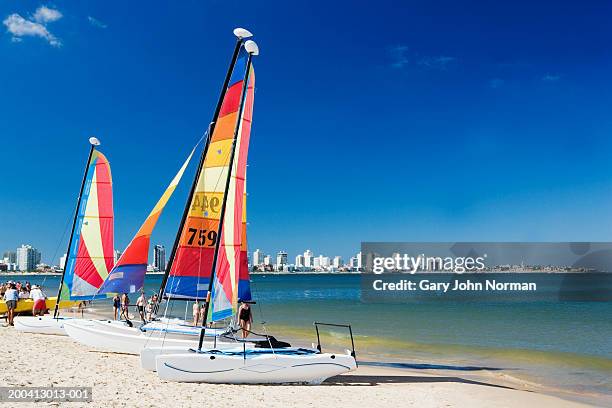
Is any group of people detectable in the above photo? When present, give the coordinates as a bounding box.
[2,280,48,326]
[112,292,158,323]
[0,280,33,299]
[2,280,254,337]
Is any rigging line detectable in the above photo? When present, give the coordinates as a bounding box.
[165,124,225,305]
[146,128,208,304]
[182,121,234,307]
[42,205,75,289]
[94,132,206,311]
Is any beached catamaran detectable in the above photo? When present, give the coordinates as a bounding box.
[62,28,261,353]
[14,137,114,334]
[17,138,194,336]
[146,30,357,384]
[61,145,250,351]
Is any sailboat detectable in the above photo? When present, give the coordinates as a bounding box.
[17,138,193,336]
[63,28,263,354]
[147,32,357,384]
[14,137,114,334]
[61,146,200,345]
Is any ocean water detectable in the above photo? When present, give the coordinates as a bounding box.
[7,273,612,398]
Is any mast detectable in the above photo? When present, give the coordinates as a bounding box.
[198,41,258,350]
[157,28,253,301]
[53,137,100,319]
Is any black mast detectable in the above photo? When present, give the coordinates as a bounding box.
[198,45,256,350]
[156,29,253,302]
[53,137,99,319]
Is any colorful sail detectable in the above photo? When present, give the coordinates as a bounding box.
[208,66,254,321]
[98,148,196,295]
[62,150,114,300]
[164,54,252,301]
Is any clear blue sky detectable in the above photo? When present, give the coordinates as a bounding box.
[1,0,612,264]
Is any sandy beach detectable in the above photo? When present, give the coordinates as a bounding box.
[0,326,602,408]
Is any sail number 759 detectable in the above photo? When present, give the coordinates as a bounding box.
[186,228,218,247]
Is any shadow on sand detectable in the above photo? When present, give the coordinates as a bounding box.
[324,374,516,389]
[323,360,518,389]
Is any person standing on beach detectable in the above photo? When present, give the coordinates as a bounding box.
[112,294,120,320]
[136,291,146,323]
[237,301,252,338]
[120,293,130,320]
[29,285,46,316]
[192,302,201,326]
[146,294,158,321]
[3,283,18,326]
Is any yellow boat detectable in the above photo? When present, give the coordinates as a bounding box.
[0,297,80,315]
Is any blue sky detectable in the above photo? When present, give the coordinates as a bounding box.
[1,0,612,264]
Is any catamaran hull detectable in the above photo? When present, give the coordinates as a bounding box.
[64,320,246,355]
[14,317,135,336]
[139,321,227,340]
[14,316,72,335]
[155,352,357,384]
[141,343,258,371]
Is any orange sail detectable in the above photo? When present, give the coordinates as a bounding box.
[99,148,195,295]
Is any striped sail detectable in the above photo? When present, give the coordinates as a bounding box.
[164,55,252,301]
[209,66,255,321]
[62,150,114,300]
[98,148,195,295]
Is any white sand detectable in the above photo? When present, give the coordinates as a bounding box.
[0,327,599,408]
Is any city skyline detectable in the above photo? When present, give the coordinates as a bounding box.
[2,2,612,262]
[1,243,360,272]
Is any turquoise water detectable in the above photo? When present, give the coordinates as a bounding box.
[7,273,612,397]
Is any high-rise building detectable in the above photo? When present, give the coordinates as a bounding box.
[333,256,343,268]
[253,249,262,266]
[263,255,272,266]
[154,245,166,272]
[3,251,16,264]
[295,254,304,268]
[319,256,330,268]
[114,249,123,263]
[16,244,41,272]
[59,253,67,270]
[350,251,363,270]
[303,250,313,268]
[276,251,288,268]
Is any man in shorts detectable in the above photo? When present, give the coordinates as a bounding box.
[3,282,19,326]
[136,291,146,323]
[29,285,47,316]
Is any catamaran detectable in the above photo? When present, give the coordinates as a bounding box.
[63,28,263,354]
[14,137,114,335]
[144,30,357,384]
[17,137,193,336]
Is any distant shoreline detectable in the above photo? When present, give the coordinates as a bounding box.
[0,270,608,277]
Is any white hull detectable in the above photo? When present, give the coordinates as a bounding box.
[14,316,73,335]
[156,350,357,384]
[64,320,248,355]
[140,321,227,340]
[141,342,257,371]
[13,316,127,336]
